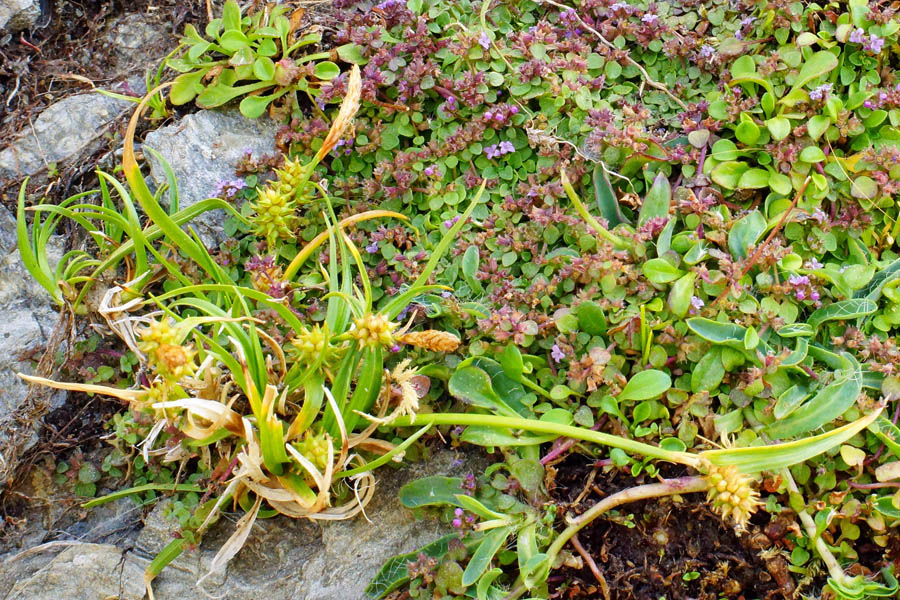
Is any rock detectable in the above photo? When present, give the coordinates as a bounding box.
[143,109,279,247]
[0,0,41,33]
[0,92,134,180]
[0,543,145,600]
[106,13,171,77]
[130,447,486,599]
[0,206,65,485]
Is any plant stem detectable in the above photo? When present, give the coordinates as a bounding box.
[782,468,847,583]
[544,476,709,571]
[393,413,700,466]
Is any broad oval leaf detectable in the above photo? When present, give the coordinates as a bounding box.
[728,210,766,260]
[691,348,725,392]
[642,258,683,284]
[398,476,465,508]
[462,527,513,587]
[792,50,839,91]
[619,369,672,403]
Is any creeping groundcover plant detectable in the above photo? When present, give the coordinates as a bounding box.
[15,0,900,598]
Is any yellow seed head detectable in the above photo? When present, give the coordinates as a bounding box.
[398,330,461,352]
[290,324,331,363]
[704,464,761,531]
[250,186,299,245]
[275,156,312,196]
[350,312,396,349]
[136,319,196,379]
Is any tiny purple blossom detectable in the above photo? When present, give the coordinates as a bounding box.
[805,258,824,270]
[365,241,379,253]
[795,290,806,301]
[864,100,874,109]
[455,508,464,517]
[880,92,888,102]
[699,45,715,61]
[485,144,500,159]
[789,274,810,287]
[424,166,435,176]
[478,31,491,50]
[551,344,566,363]
[642,13,658,24]
[810,290,820,301]
[610,1,628,11]
[690,296,705,312]
[441,290,453,298]
[510,105,519,114]
[390,344,401,353]
[443,215,461,228]
[498,140,516,154]
[452,518,463,528]
[865,34,884,53]
[809,83,832,101]
[812,208,828,224]
[849,28,866,44]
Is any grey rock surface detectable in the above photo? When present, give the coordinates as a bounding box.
[0,205,65,482]
[0,543,145,600]
[0,92,133,180]
[134,448,484,599]
[143,109,279,247]
[106,13,171,76]
[0,0,40,33]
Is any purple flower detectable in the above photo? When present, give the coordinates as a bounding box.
[849,28,866,44]
[811,208,828,224]
[699,45,715,61]
[809,83,832,101]
[499,140,516,154]
[390,344,401,352]
[864,100,874,109]
[455,508,464,517]
[213,178,247,198]
[810,290,820,301]
[441,290,453,298]
[789,274,810,287]
[452,518,463,528]
[865,34,884,53]
[485,144,500,159]
[690,296,705,313]
[551,344,566,363]
[510,105,519,114]
[365,241,379,253]
[880,92,888,102]
[805,258,824,270]
[424,166,435,176]
[795,290,806,300]
[478,31,491,50]
[642,13,658,24]
[610,1,628,11]
[443,215,461,228]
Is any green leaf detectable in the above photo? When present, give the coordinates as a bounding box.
[777,323,815,338]
[576,301,607,336]
[728,210,766,259]
[638,172,671,226]
[799,146,826,163]
[668,272,696,318]
[336,43,368,65]
[253,56,276,81]
[500,345,525,381]
[315,61,341,80]
[704,404,882,473]
[619,370,672,403]
[449,366,518,418]
[592,164,629,227]
[462,527,512,586]
[365,534,463,599]
[737,168,770,189]
[398,476,465,508]
[769,172,792,195]
[774,385,811,419]
[711,161,748,189]
[762,354,862,439]
[222,0,242,31]
[765,117,792,141]
[807,115,831,140]
[691,348,725,392]
[170,71,206,105]
[735,120,760,145]
[807,299,877,330]
[642,258,683,284]
[792,50,839,91]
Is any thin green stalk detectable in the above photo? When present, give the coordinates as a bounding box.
[781,468,846,582]
[392,413,699,466]
[560,169,631,251]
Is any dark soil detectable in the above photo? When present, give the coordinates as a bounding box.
[546,456,794,600]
